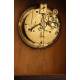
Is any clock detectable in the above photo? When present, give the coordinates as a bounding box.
[18,3,60,48]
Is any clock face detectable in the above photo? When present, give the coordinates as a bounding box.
[18,4,60,48]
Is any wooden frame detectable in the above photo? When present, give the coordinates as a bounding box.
[15,75,66,80]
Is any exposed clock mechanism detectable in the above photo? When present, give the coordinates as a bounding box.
[18,3,60,48]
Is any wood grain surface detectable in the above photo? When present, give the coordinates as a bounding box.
[14,0,66,76]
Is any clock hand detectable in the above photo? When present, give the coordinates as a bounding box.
[29,14,46,31]
[28,23,41,31]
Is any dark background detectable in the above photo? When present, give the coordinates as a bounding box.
[14,0,66,78]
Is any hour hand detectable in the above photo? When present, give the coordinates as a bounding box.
[28,23,41,31]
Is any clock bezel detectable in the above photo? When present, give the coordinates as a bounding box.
[18,7,61,48]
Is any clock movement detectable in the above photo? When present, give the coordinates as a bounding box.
[18,2,60,48]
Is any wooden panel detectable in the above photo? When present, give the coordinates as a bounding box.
[14,0,66,76]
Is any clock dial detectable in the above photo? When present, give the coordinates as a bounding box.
[18,4,60,48]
